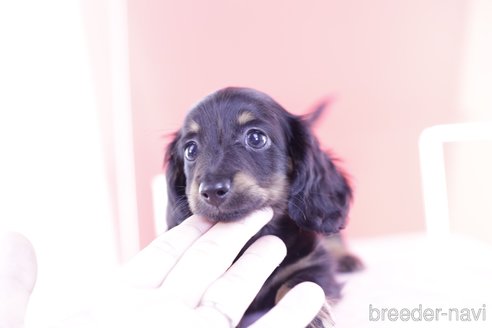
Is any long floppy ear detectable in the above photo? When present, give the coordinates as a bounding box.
[164,132,192,229]
[287,116,352,234]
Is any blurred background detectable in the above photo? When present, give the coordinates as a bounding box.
[125,0,492,245]
[0,0,491,325]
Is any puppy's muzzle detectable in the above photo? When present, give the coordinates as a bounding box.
[198,177,231,207]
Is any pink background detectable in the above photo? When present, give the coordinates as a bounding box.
[126,0,473,247]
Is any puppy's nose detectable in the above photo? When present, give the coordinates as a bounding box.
[199,178,231,206]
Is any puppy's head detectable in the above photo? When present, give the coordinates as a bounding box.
[165,87,351,234]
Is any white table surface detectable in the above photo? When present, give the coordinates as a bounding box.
[333,233,492,327]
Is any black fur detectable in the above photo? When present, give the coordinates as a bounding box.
[165,87,355,327]
[287,115,351,234]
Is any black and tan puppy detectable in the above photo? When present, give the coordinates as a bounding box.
[165,87,360,327]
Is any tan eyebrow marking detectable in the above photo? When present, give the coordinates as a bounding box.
[237,111,255,125]
[187,120,200,133]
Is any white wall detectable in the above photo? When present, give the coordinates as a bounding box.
[460,0,492,119]
[127,0,469,241]
[447,0,492,243]
[0,1,119,325]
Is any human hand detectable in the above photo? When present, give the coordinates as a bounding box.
[1,208,326,328]
[0,231,37,328]
[90,208,325,328]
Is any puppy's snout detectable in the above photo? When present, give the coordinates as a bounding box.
[199,178,231,206]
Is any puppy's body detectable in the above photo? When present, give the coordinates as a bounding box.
[165,87,359,327]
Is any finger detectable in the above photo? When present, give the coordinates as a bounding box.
[160,207,274,306]
[196,235,286,327]
[121,215,214,288]
[249,282,325,328]
[0,232,37,328]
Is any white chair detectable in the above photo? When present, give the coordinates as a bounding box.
[419,121,492,237]
[333,122,492,327]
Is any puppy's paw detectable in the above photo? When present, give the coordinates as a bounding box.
[336,253,364,273]
[307,301,335,328]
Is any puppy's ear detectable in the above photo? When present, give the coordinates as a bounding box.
[165,132,192,229]
[287,116,352,234]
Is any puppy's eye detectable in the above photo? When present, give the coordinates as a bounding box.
[184,141,198,161]
[246,129,268,149]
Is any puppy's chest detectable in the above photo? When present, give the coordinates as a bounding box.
[241,218,327,313]
[238,216,320,265]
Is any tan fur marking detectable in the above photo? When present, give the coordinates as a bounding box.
[187,120,200,133]
[267,173,288,202]
[308,302,336,328]
[188,181,199,213]
[233,172,268,201]
[322,234,347,258]
[260,244,327,300]
[275,284,292,304]
[237,111,256,125]
[233,172,287,204]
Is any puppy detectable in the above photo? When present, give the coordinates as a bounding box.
[165,87,360,327]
